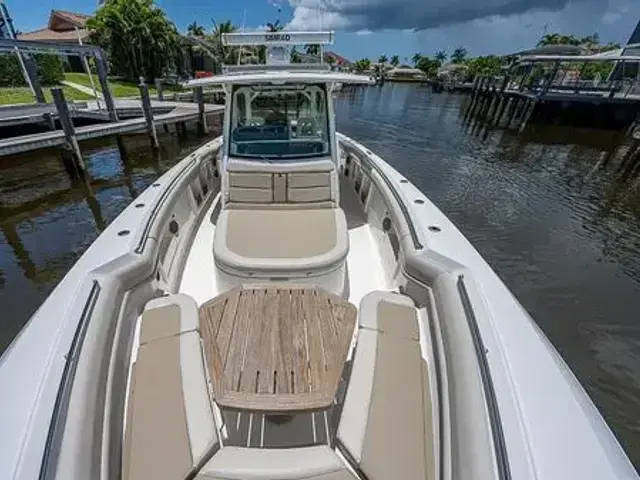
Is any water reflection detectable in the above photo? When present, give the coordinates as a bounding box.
[335,84,640,471]
[0,124,220,351]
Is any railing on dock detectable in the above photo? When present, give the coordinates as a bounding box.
[464,64,640,132]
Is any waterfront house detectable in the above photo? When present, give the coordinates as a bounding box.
[18,10,90,44]
[386,67,428,82]
[17,10,91,72]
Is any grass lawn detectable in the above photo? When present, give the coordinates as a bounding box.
[64,72,183,98]
[0,86,93,105]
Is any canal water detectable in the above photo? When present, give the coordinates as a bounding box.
[2,84,640,470]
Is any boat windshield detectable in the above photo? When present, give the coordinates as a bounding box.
[229,84,330,160]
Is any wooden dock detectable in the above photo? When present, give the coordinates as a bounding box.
[0,105,222,157]
[0,97,224,157]
[463,75,640,132]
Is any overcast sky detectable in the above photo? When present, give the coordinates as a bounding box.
[287,0,640,60]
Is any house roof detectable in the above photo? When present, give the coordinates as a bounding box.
[18,28,89,43]
[48,10,90,29]
[17,10,90,43]
[324,51,351,65]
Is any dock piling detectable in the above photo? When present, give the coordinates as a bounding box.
[491,76,510,125]
[505,97,519,128]
[519,99,537,132]
[23,55,46,104]
[138,82,160,150]
[94,52,118,122]
[194,86,208,135]
[155,79,164,101]
[51,87,85,177]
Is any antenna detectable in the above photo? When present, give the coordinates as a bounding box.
[237,8,247,66]
[319,8,324,64]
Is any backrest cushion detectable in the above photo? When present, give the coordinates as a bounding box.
[224,159,338,208]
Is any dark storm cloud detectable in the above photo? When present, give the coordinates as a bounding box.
[289,0,604,31]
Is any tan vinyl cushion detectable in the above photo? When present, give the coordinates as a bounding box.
[288,172,331,188]
[337,291,435,480]
[229,172,272,188]
[229,187,273,203]
[225,201,335,210]
[140,293,200,344]
[213,208,348,274]
[287,186,332,203]
[195,446,357,480]
[357,291,420,341]
[126,335,193,480]
[225,160,336,207]
[124,295,218,480]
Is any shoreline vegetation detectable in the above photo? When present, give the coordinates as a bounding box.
[0,0,625,105]
[353,32,620,81]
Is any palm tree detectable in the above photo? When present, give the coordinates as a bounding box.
[208,19,237,70]
[390,55,400,66]
[187,22,205,37]
[353,58,371,73]
[451,47,467,64]
[537,33,580,46]
[212,19,236,37]
[411,53,422,66]
[435,50,447,63]
[378,54,388,64]
[266,20,284,32]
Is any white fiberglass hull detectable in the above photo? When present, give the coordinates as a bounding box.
[0,134,636,480]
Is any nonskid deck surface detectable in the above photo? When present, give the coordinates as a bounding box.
[178,177,388,307]
[199,285,357,411]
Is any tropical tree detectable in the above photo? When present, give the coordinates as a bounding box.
[353,58,371,73]
[451,47,468,64]
[537,33,580,46]
[378,54,388,64]
[212,20,236,38]
[87,0,181,82]
[411,53,422,66]
[187,21,205,37]
[536,32,620,54]
[266,20,284,32]
[465,55,504,77]
[581,61,615,81]
[435,50,447,63]
[208,19,237,66]
[415,56,439,77]
[390,55,400,66]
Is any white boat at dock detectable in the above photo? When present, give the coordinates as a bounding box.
[0,32,638,480]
